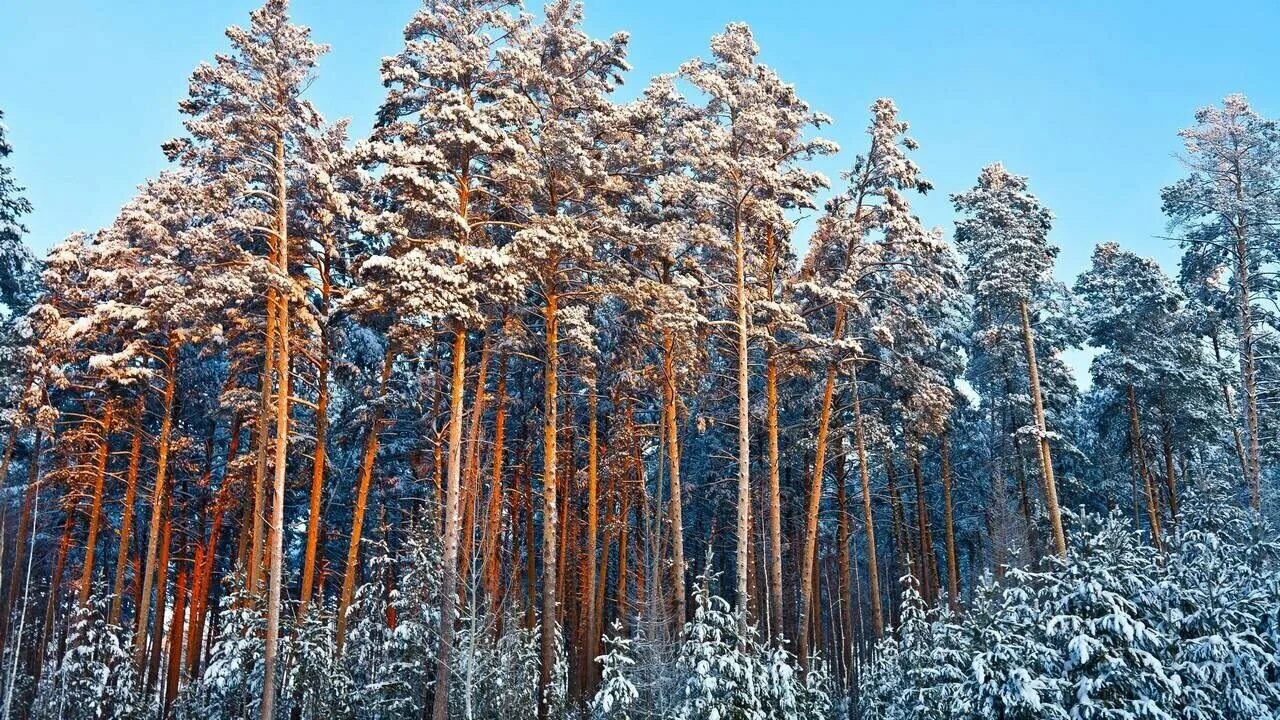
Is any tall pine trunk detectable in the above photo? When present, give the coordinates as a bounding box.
[134,335,179,663]
[483,356,508,618]
[850,365,882,638]
[733,217,751,631]
[1128,384,1162,550]
[661,329,686,629]
[109,399,144,625]
[1019,299,1066,557]
[262,134,291,720]
[77,401,114,606]
[433,325,469,720]
[335,345,396,650]
[940,431,960,611]
[799,306,843,666]
[538,290,560,720]
[1233,233,1262,510]
[299,244,332,612]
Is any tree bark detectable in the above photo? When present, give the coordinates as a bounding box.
[1127,384,1162,551]
[1234,224,1262,510]
[134,335,179,663]
[850,365,882,638]
[1019,299,1066,557]
[661,330,686,630]
[582,382,600,695]
[940,430,960,612]
[335,344,396,650]
[800,307,843,666]
[483,356,508,618]
[538,289,560,720]
[109,399,144,626]
[163,562,188,715]
[260,129,293,720]
[299,244,332,612]
[77,402,114,607]
[433,325,469,720]
[764,352,783,642]
[248,287,277,596]
[733,217,751,632]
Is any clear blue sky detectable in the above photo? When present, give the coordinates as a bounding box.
[2,0,1277,284]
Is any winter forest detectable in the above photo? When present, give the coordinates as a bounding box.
[1,0,1279,717]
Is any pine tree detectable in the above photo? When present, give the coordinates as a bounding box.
[1162,94,1280,512]
[953,163,1077,558]
[0,109,36,317]
[674,20,834,634]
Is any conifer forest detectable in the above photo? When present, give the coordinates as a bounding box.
[3,1,1280,718]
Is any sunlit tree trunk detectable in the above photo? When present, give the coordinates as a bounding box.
[163,562,188,714]
[77,401,114,607]
[1128,384,1162,551]
[661,329,686,629]
[800,306,843,667]
[109,399,143,626]
[538,288,560,720]
[834,431,854,675]
[850,365,882,638]
[248,290,277,595]
[134,335,179,664]
[733,215,751,632]
[582,382,600,696]
[433,324,469,720]
[299,243,332,612]
[1020,299,1066,557]
[483,356,508,619]
[336,345,396,650]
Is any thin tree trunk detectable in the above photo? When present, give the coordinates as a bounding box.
[843,369,880,642]
[164,562,188,714]
[661,330,686,629]
[733,216,751,631]
[1234,229,1262,510]
[335,345,396,650]
[109,399,144,625]
[134,335,179,663]
[78,402,114,607]
[1160,419,1178,520]
[1019,299,1066,557]
[432,324,469,720]
[765,352,783,642]
[1128,384,1162,550]
[39,505,75,681]
[538,289,560,720]
[910,446,938,604]
[524,457,537,631]
[261,133,292,720]
[248,288,277,595]
[458,332,491,593]
[940,430,960,612]
[834,430,854,676]
[583,382,600,696]
[800,308,843,666]
[0,430,39,659]
[1211,331,1250,481]
[299,246,332,612]
[146,512,173,693]
[483,356,508,618]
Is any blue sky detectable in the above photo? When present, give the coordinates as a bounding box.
[2,0,1277,299]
